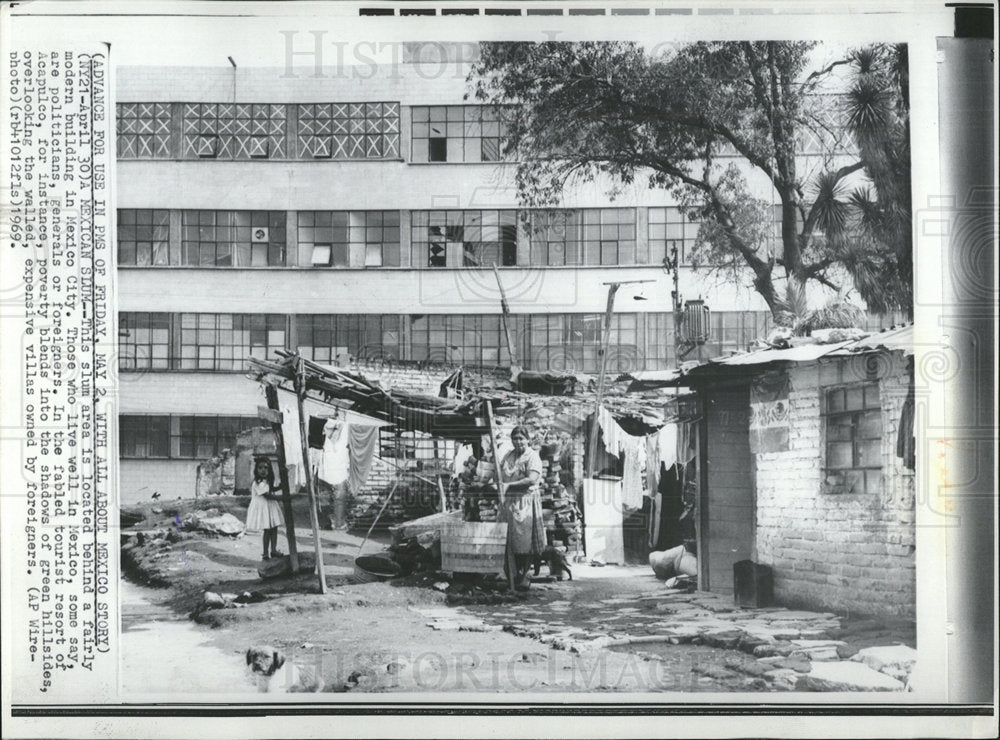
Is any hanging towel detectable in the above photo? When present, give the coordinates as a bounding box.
[658,423,678,472]
[597,406,627,455]
[319,420,350,486]
[645,432,661,496]
[347,424,380,494]
[621,437,646,509]
[676,420,696,472]
[280,402,303,480]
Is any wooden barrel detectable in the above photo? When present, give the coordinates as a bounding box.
[441,522,508,573]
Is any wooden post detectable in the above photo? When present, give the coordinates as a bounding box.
[293,358,328,594]
[262,386,298,572]
[492,264,517,366]
[485,400,515,591]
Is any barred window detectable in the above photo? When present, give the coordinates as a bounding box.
[177,416,259,459]
[411,210,518,268]
[119,415,171,458]
[116,103,172,159]
[648,207,700,265]
[118,209,172,266]
[178,314,287,371]
[296,315,402,364]
[526,209,635,266]
[297,211,400,268]
[825,383,883,494]
[119,312,171,370]
[181,103,287,159]
[411,106,510,163]
[296,103,401,159]
[181,211,286,266]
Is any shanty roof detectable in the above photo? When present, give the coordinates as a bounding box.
[668,324,914,385]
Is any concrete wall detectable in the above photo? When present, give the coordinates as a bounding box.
[753,355,916,618]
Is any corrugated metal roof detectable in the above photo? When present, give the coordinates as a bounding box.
[830,324,914,356]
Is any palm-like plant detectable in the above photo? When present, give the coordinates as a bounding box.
[834,44,912,316]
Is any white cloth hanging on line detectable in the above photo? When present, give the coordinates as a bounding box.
[319,419,350,486]
[620,436,647,509]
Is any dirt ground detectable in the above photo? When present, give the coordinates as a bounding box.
[120,495,915,694]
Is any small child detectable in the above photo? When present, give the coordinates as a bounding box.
[246,456,285,560]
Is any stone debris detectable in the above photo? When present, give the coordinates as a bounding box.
[798,661,906,692]
[851,644,918,681]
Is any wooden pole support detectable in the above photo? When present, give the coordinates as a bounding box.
[293,358,328,594]
[263,385,299,572]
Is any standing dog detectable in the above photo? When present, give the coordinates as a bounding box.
[246,645,325,693]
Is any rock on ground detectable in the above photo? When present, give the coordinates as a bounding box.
[798,661,906,691]
[852,644,918,680]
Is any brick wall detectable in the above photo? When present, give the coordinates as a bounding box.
[753,354,915,618]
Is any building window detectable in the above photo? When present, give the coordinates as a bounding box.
[116,103,172,159]
[411,210,518,268]
[410,314,524,366]
[181,103,287,159]
[297,211,400,268]
[410,106,510,163]
[119,415,171,458]
[702,311,773,359]
[296,103,400,159]
[528,313,639,374]
[825,382,883,494]
[179,314,287,371]
[177,416,259,459]
[119,312,171,370]
[181,211,286,266]
[118,209,172,266]
[296,315,402,364]
[526,209,636,266]
[648,207,700,265]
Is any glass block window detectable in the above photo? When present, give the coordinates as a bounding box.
[118,312,171,370]
[297,211,400,267]
[296,102,401,159]
[178,314,287,371]
[177,416,259,459]
[118,209,171,266]
[648,207,701,265]
[181,103,287,159]
[119,415,171,458]
[411,210,518,268]
[528,314,639,374]
[296,315,402,364]
[410,314,525,366]
[526,209,635,265]
[825,383,883,494]
[410,106,510,163]
[116,103,172,159]
[181,211,286,266]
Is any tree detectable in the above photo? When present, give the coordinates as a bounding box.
[467,41,912,320]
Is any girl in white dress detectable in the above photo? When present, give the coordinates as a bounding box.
[246,457,285,560]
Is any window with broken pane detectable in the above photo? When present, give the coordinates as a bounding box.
[824,382,883,494]
[410,105,511,163]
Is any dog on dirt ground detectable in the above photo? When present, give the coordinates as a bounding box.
[532,546,574,581]
[246,645,325,693]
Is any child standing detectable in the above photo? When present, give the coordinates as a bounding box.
[246,456,285,560]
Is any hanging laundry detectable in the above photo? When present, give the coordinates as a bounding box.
[347,424,380,494]
[676,419,697,472]
[658,423,678,472]
[620,437,647,509]
[319,419,350,486]
[645,432,661,496]
[280,401,303,481]
[453,444,475,476]
[597,406,627,456]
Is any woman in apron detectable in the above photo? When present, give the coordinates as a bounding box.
[497,426,545,590]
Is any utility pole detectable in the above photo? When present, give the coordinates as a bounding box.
[585,279,655,479]
[492,264,517,366]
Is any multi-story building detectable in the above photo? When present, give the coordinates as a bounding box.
[115,47,892,502]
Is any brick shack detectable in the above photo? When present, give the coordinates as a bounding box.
[674,326,915,618]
